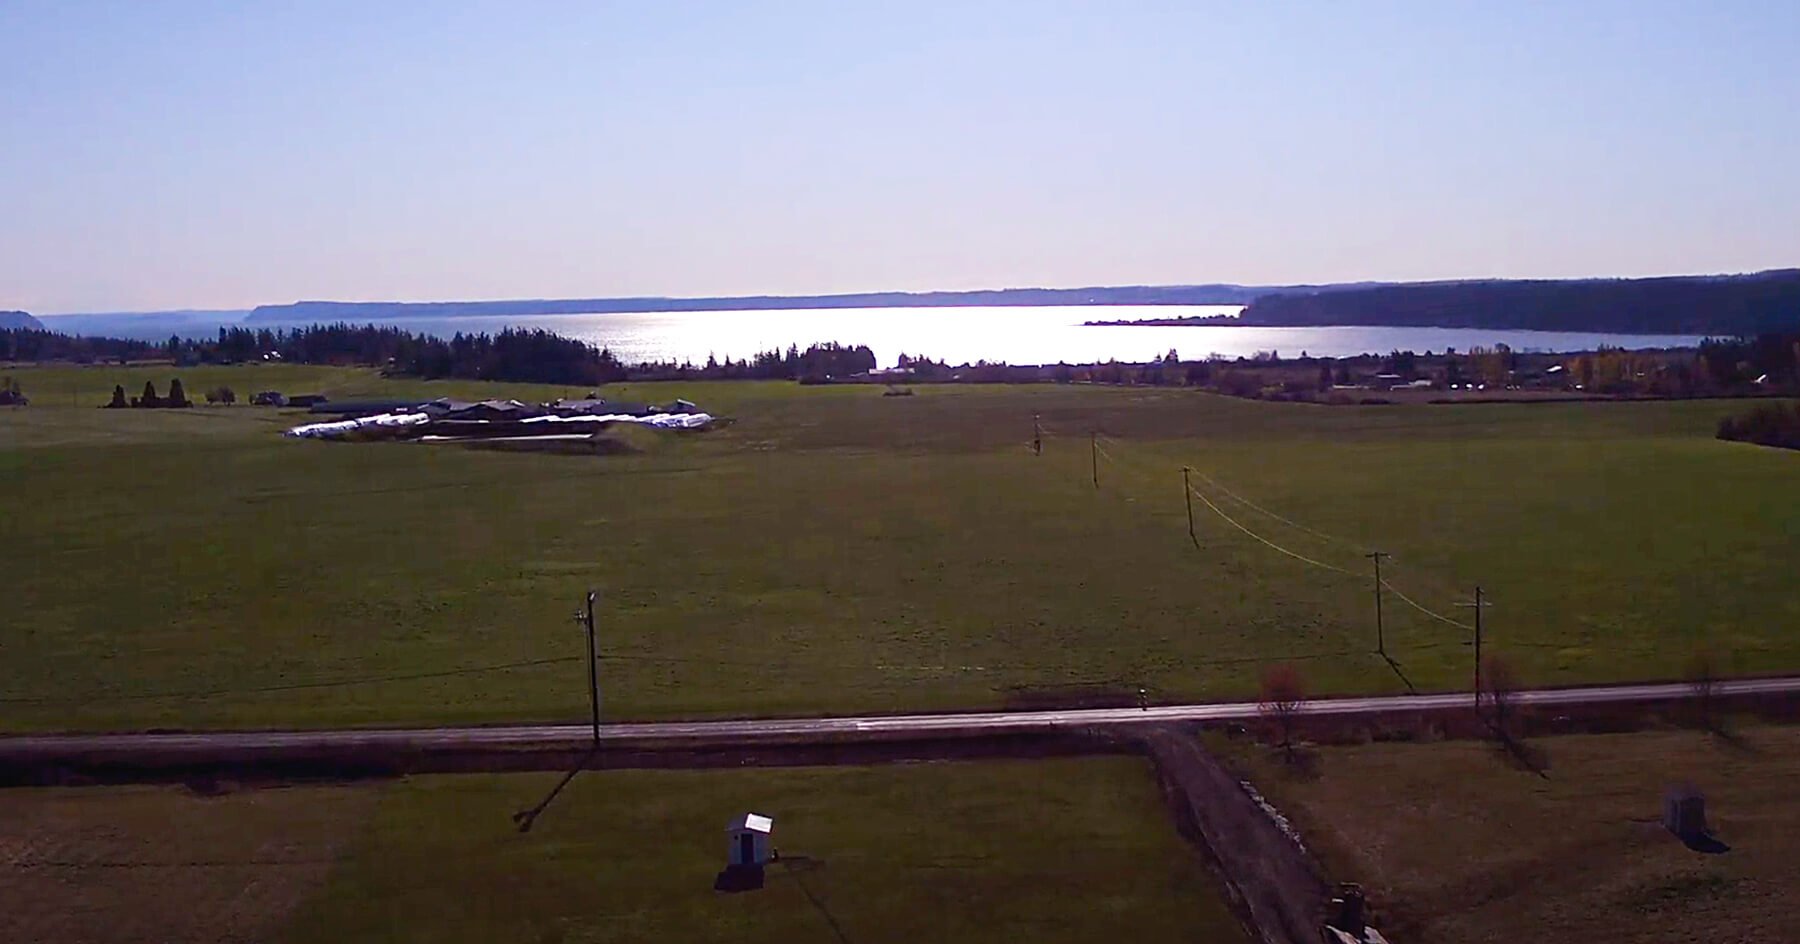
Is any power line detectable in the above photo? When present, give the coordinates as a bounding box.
[1188,485,1358,576]
[1188,467,1368,553]
[1378,579,1474,630]
[1128,445,1468,600]
[1095,433,1476,633]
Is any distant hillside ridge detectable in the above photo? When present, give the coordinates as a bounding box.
[244,283,1384,323]
[1238,270,1800,335]
[0,310,45,330]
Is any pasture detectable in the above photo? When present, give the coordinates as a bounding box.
[1240,725,1800,943]
[285,757,1240,944]
[1,363,1795,731]
[0,757,1240,944]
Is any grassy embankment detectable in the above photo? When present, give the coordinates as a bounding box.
[2,362,1796,731]
[1241,725,1800,943]
[0,757,1242,944]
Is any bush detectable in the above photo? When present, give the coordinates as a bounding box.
[1215,371,1264,398]
[1258,663,1307,764]
[1716,401,1800,450]
[204,386,237,405]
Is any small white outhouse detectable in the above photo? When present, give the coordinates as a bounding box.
[727,813,773,866]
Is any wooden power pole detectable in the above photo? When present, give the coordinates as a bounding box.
[1181,467,1198,548]
[1090,431,1099,489]
[1366,551,1391,655]
[1458,586,1491,710]
[578,590,600,745]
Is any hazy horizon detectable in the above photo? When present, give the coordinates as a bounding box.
[30,265,1799,319]
[5,1,1799,313]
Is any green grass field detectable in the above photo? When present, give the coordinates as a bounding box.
[2,363,1796,731]
[283,757,1241,944]
[0,757,1237,944]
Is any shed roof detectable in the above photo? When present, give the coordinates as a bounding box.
[729,813,773,834]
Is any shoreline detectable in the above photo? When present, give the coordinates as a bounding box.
[1080,315,1718,338]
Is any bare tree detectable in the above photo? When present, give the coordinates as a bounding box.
[1481,653,1519,738]
[1259,662,1307,764]
[1686,646,1720,732]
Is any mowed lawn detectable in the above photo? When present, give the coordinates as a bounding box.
[1241,725,1800,944]
[0,757,1240,944]
[2,363,1797,730]
[284,757,1242,944]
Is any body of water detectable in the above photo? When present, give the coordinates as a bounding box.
[51,305,1709,366]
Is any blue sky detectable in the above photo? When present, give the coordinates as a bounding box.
[2,1,1797,312]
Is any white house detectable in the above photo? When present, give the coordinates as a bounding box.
[727,813,773,866]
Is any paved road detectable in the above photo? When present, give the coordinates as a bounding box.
[4,677,1796,760]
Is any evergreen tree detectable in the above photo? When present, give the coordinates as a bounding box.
[167,378,190,407]
[139,380,160,408]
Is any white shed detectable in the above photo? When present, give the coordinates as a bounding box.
[727,813,773,866]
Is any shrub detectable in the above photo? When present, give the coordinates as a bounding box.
[1258,662,1307,763]
[1716,401,1800,450]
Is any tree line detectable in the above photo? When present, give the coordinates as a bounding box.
[2,324,878,384]
[1716,402,1800,451]
[1,328,159,363]
[1239,269,1800,335]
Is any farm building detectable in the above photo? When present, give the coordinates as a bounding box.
[727,813,773,866]
[307,399,430,416]
[440,399,543,421]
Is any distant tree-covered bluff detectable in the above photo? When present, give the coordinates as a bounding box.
[244,283,1378,323]
[1238,270,1800,335]
[0,310,45,331]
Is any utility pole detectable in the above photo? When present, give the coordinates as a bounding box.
[575,590,600,745]
[1366,551,1391,655]
[1091,431,1099,489]
[1457,586,1490,711]
[1181,467,1198,548]
[1032,413,1042,456]
[513,590,601,833]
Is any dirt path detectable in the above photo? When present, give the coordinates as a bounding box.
[1138,726,1330,944]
